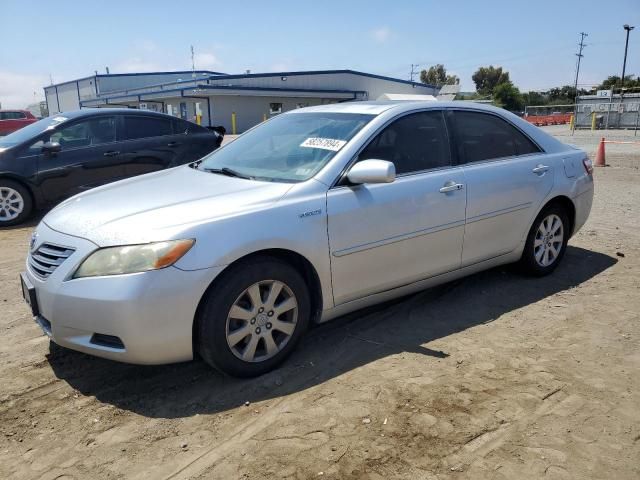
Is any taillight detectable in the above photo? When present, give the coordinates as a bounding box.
[582,157,593,175]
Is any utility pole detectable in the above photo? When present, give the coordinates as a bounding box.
[571,32,588,133]
[410,64,419,83]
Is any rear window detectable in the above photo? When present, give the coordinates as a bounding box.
[123,116,172,140]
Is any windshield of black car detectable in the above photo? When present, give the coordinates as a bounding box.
[197,112,374,182]
[0,115,69,148]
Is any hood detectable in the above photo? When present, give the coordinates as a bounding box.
[44,166,294,245]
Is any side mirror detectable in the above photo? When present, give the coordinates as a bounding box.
[346,159,396,185]
[41,142,62,155]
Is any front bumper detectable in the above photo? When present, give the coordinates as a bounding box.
[24,222,224,365]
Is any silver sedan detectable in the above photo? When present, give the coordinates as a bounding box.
[21,101,594,377]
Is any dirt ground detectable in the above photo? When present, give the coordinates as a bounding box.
[1,127,639,480]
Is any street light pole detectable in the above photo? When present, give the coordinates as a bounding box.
[619,25,635,128]
[621,25,635,88]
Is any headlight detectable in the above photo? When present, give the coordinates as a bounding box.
[73,239,195,278]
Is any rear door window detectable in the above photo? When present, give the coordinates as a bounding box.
[123,116,172,140]
[452,111,540,163]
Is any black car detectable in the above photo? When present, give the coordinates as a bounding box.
[0,109,223,226]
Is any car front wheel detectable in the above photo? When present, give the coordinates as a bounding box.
[520,204,569,276]
[197,256,310,377]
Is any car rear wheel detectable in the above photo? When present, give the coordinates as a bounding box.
[519,204,569,276]
[0,180,32,227]
[197,256,310,377]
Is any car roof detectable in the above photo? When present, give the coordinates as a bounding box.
[49,108,178,120]
[291,100,509,116]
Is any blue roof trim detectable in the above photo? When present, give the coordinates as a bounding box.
[194,85,362,95]
[203,69,437,89]
[80,84,361,105]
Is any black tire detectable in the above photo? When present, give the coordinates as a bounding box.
[0,180,33,227]
[197,256,310,377]
[519,204,570,276]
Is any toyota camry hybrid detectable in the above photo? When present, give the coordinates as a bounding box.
[20,101,594,377]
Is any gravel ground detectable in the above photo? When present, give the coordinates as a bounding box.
[0,127,639,479]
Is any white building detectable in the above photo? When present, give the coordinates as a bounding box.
[44,70,438,133]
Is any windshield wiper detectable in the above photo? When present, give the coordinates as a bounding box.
[203,167,253,180]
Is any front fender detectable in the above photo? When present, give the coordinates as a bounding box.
[174,184,333,309]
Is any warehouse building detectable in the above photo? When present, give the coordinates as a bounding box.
[44,70,438,132]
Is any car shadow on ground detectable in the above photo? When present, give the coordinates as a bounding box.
[47,246,616,419]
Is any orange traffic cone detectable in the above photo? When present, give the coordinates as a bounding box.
[594,137,607,167]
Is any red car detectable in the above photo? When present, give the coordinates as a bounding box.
[0,110,38,136]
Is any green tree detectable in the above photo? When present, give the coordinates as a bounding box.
[492,81,524,112]
[547,85,589,102]
[596,75,640,90]
[420,64,459,86]
[472,66,510,95]
[522,91,545,106]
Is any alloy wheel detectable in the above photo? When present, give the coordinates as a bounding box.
[534,214,564,267]
[0,187,24,222]
[225,280,298,363]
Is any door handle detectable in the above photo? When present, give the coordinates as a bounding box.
[103,151,120,157]
[532,164,549,174]
[167,142,180,147]
[439,181,464,193]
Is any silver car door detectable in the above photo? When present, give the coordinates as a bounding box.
[450,109,554,266]
[327,110,467,306]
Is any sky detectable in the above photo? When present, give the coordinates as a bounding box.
[1,0,639,108]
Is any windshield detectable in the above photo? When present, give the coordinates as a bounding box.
[197,112,374,182]
[0,115,69,148]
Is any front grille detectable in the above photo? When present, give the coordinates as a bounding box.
[29,243,75,280]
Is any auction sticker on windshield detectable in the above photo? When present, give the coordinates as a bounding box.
[300,137,347,152]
